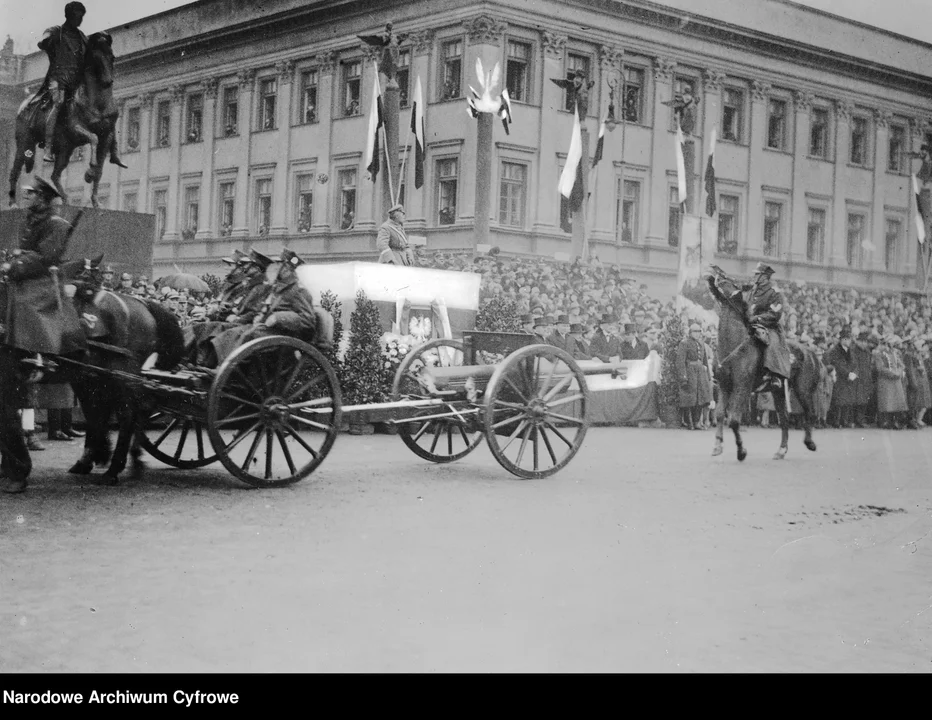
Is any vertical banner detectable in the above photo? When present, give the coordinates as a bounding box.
[677,214,702,296]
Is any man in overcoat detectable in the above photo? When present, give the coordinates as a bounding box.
[823,327,857,428]
[618,322,649,360]
[851,330,876,427]
[675,323,713,429]
[376,204,417,266]
[874,334,909,429]
[547,314,578,355]
[588,314,618,363]
[746,262,792,391]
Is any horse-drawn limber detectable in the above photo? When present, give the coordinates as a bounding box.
[130,327,627,487]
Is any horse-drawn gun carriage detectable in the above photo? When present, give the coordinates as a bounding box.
[2,247,630,490]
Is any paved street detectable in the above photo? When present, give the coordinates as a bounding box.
[1,426,930,672]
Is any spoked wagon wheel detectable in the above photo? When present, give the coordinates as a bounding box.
[391,338,484,463]
[483,345,589,479]
[206,336,342,487]
[137,406,216,469]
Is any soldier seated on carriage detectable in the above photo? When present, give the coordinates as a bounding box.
[0,176,86,366]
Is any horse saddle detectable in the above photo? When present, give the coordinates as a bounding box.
[750,324,770,345]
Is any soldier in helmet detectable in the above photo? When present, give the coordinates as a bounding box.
[101,264,114,290]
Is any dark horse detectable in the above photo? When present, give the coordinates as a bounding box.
[706,270,820,461]
[8,32,121,209]
[59,257,185,484]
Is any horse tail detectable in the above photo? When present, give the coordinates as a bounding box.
[144,300,185,370]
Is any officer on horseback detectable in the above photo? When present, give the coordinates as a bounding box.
[38,2,88,164]
[747,262,791,391]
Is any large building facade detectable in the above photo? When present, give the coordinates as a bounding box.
[5,0,932,297]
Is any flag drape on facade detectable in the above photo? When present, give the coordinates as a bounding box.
[365,72,384,182]
[591,118,606,167]
[704,127,717,217]
[411,76,426,189]
[558,108,584,212]
[914,174,927,245]
[675,124,688,205]
[499,89,513,135]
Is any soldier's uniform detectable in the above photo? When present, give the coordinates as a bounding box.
[2,177,85,356]
[745,262,792,384]
[236,249,317,345]
[208,250,275,365]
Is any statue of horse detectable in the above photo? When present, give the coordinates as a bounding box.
[8,31,124,210]
[61,256,185,485]
[706,269,821,461]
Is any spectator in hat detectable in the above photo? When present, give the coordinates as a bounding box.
[904,335,930,428]
[101,264,115,290]
[547,314,578,355]
[851,329,875,427]
[675,323,713,430]
[533,315,552,344]
[588,313,618,363]
[618,322,649,360]
[874,334,908,429]
[377,204,417,266]
[519,313,537,336]
[117,272,134,294]
[823,326,857,428]
[569,323,591,360]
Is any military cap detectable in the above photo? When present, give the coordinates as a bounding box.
[275,248,305,267]
[689,323,702,333]
[22,176,61,202]
[247,248,274,270]
[222,249,247,265]
[120,272,132,281]
[65,2,87,16]
[753,262,775,276]
[103,265,114,275]
[388,204,405,215]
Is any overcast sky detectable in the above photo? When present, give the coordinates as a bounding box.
[2,0,931,55]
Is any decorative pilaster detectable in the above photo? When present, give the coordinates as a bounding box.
[197,80,219,239]
[870,108,891,270]
[463,15,507,45]
[751,80,771,102]
[745,81,771,256]
[793,90,814,114]
[702,69,726,94]
[313,55,336,231]
[873,108,892,129]
[136,92,154,212]
[652,57,676,81]
[204,77,219,100]
[314,52,337,75]
[646,57,677,246]
[408,29,435,56]
[790,89,815,261]
[162,84,186,242]
[359,43,381,64]
[541,31,567,59]
[271,61,296,236]
[829,100,853,267]
[599,45,622,72]
[232,69,257,238]
[834,99,854,123]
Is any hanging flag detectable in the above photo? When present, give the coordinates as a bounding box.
[411,76,426,189]
[498,89,513,135]
[675,123,688,205]
[364,72,383,182]
[914,174,927,245]
[703,127,717,217]
[591,117,606,168]
[676,214,702,299]
[558,109,584,212]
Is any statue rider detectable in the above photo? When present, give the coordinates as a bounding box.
[746,262,792,391]
[38,2,88,164]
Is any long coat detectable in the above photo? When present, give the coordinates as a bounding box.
[746,280,792,377]
[588,329,617,362]
[873,347,908,413]
[904,349,932,410]
[4,209,85,355]
[823,343,857,407]
[547,331,579,357]
[675,336,713,407]
[814,361,835,421]
[376,220,416,266]
[851,343,875,406]
[618,337,650,360]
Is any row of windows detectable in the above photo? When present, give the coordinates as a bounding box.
[666,189,906,270]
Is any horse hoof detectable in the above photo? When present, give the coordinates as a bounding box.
[711,446,723,456]
[100,474,119,487]
[737,448,747,462]
[773,451,787,460]
[805,440,817,452]
[68,461,93,475]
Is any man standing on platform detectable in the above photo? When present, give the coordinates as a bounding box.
[588,314,619,363]
[377,205,417,266]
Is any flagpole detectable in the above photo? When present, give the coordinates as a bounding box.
[397,138,410,206]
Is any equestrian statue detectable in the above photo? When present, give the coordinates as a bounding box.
[7,2,126,209]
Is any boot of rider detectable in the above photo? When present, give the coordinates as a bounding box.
[43,105,60,162]
[108,134,128,169]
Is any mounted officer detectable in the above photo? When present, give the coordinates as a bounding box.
[38,2,88,164]
[1,176,86,358]
[746,262,791,391]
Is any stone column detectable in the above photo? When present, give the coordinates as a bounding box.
[464,14,508,254]
[590,45,622,245]
[197,78,218,240]
[700,70,726,215]
[829,99,853,267]
[743,80,770,256]
[137,92,154,212]
[270,60,295,237]
[646,57,676,246]
[313,52,336,231]
[356,54,380,230]
[870,108,892,271]
[405,30,433,231]
[534,31,568,234]
[232,69,256,239]
[789,90,814,262]
[162,84,185,242]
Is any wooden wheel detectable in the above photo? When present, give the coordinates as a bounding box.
[483,344,589,479]
[137,406,216,469]
[206,336,342,487]
[391,338,483,463]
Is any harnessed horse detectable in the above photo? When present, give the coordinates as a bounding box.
[706,270,820,461]
[8,32,121,209]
